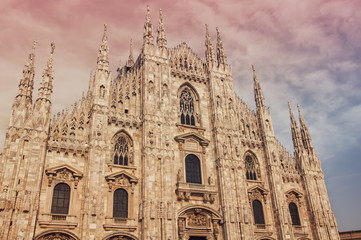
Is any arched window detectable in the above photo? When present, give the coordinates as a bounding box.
[252,200,265,224]
[51,183,70,214]
[113,189,128,218]
[245,156,257,180]
[113,134,132,166]
[185,154,201,184]
[180,89,196,126]
[289,202,301,225]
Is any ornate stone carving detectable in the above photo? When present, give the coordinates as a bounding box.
[45,165,83,189]
[37,232,76,240]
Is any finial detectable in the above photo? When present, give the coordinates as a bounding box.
[288,101,291,110]
[103,24,108,41]
[252,64,255,72]
[146,5,151,22]
[159,9,163,24]
[297,104,301,114]
[32,40,37,53]
[50,42,55,55]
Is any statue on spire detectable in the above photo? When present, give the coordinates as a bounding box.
[126,39,134,67]
[97,24,109,72]
[252,65,265,109]
[37,42,55,102]
[143,6,154,54]
[216,27,227,67]
[297,104,314,154]
[205,24,215,66]
[156,9,167,50]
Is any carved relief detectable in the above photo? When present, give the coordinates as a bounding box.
[36,232,76,240]
[45,165,83,189]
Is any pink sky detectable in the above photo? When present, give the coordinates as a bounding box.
[1,0,361,231]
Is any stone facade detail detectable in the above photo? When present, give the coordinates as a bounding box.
[0,7,339,240]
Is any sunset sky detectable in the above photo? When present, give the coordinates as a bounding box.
[0,0,360,231]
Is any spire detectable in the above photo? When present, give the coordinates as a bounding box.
[17,40,37,100]
[126,39,134,67]
[36,42,55,102]
[216,27,227,67]
[143,5,154,52]
[97,24,109,72]
[252,65,265,109]
[205,24,215,66]
[156,9,167,49]
[288,102,303,151]
[297,104,314,153]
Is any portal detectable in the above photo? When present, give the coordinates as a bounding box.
[189,237,207,240]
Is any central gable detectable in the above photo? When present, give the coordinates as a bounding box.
[170,43,205,74]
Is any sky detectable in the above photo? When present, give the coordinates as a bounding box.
[0,0,360,232]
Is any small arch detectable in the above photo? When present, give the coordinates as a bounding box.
[102,231,139,240]
[34,230,80,240]
[51,183,70,214]
[185,154,201,184]
[178,205,222,218]
[113,188,128,218]
[252,200,265,224]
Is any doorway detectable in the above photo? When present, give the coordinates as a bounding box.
[189,237,207,240]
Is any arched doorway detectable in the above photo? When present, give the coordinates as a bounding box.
[103,231,138,240]
[34,231,79,240]
[178,206,221,240]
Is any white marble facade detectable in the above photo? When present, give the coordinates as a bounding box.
[0,7,340,240]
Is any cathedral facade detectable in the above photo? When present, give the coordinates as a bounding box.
[0,7,340,240]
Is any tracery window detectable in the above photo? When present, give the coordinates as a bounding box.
[51,183,70,214]
[252,200,265,224]
[113,135,131,166]
[185,154,201,184]
[245,156,257,180]
[180,89,195,126]
[113,188,128,218]
[289,202,301,226]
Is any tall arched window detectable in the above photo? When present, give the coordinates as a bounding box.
[113,133,132,166]
[113,189,128,218]
[51,183,70,214]
[289,202,301,226]
[185,154,201,184]
[180,89,195,126]
[245,156,257,180]
[252,200,265,224]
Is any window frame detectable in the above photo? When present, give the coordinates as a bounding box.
[51,183,71,215]
[185,154,202,184]
[113,188,129,218]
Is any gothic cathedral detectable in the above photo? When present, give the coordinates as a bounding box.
[0,7,340,240]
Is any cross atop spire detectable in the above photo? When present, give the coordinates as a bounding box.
[216,27,227,67]
[97,24,109,72]
[205,24,215,66]
[156,8,167,50]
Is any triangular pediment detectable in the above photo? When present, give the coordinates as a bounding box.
[45,164,83,178]
[105,170,138,183]
[174,132,210,146]
[285,188,303,198]
[248,185,268,195]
